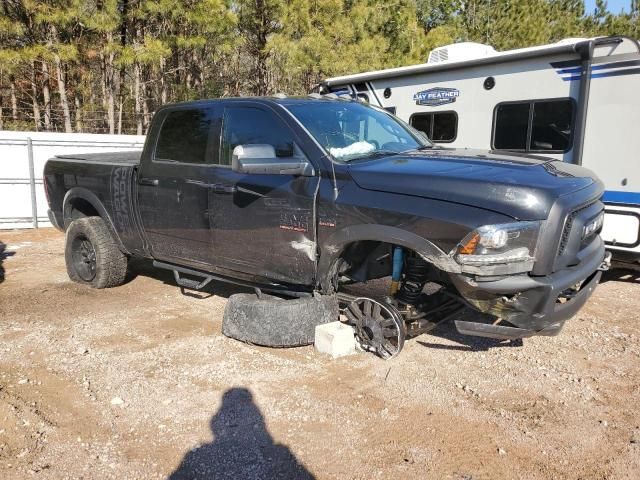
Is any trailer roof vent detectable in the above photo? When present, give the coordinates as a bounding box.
[428,42,496,64]
[428,47,449,63]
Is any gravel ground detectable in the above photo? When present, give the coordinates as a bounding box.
[0,228,639,480]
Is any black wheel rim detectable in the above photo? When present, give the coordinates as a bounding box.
[71,234,97,282]
[344,297,406,359]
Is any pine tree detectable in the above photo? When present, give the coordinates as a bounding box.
[236,0,284,95]
[0,0,636,133]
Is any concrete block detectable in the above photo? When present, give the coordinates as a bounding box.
[314,321,356,358]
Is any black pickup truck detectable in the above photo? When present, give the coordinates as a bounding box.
[45,96,608,357]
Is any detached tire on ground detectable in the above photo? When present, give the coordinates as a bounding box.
[223,293,339,347]
[65,217,128,289]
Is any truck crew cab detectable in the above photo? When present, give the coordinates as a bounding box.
[45,96,608,358]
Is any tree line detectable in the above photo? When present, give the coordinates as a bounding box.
[0,0,638,135]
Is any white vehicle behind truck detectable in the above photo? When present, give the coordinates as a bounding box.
[320,36,640,270]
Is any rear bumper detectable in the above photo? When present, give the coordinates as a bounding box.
[451,237,605,336]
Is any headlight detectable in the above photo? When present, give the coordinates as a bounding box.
[453,221,541,273]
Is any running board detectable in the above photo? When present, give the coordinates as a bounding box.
[152,261,214,290]
[152,260,312,297]
[454,320,537,340]
[173,270,213,290]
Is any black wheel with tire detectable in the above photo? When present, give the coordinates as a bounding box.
[223,293,339,347]
[65,217,128,289]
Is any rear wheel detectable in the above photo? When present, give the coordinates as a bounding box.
[65,217,128,289]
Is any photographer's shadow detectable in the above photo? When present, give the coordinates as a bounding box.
[169,388,314,480]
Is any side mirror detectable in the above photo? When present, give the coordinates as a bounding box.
[231,144,315,176]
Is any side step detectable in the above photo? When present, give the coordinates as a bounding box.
[152,261,215,290]
[454,320,537,340]
[172,270,213,290]
[152,260,312,297]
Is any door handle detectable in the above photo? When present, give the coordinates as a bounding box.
[213,184,236,194]
[139,177,159,186]
[185,179,207,187]
[182,181,235,193]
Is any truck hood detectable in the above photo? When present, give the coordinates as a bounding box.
[347,149,597,220]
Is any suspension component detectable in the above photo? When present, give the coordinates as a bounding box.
[395,256,430,306]
[389,246,404,295]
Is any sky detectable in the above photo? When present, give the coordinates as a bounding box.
[584,0,632,14]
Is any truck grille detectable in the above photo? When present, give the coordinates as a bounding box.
[558,200,599,256]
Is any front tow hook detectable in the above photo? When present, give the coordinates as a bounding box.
[598,251,612,272]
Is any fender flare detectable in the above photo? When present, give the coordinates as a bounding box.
[316,224,461,291]
[62,187,129,254]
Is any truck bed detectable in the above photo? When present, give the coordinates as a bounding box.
[45,150,144,253]
[54,151,141,166]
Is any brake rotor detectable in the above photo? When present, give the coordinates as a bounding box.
[344,297,406,359]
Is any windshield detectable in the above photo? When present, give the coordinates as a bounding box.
[285,101,432,162]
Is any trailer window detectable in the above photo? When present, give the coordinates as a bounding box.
[531,100,573,151]
[493,103,530,150]
[155,108,216,163]
[493,99,574,153]
[409,112,457,143]
[411,114,432,139]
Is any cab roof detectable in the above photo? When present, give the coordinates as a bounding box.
[157,95,352,111]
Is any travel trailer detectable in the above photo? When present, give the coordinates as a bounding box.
[320,36,640,269]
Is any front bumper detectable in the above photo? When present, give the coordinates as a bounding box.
[451,237,605,337]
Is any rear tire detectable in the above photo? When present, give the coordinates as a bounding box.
[65,217,128,289]
[223,293,339,347]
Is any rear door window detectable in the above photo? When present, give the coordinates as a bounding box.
[410,111,457,143]
[155,108,217,163]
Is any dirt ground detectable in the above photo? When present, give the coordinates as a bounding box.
[0,228,639,480]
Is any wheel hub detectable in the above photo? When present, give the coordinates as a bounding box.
[72,236,97,281]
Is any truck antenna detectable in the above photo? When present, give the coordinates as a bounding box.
[329,155,339,199]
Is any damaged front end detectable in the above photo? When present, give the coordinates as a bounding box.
[440,203,609,339]
[448,240,608,339]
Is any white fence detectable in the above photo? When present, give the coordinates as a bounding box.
[0,131,145,230]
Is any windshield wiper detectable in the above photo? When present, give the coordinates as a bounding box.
[400,144,436,154]
[349,150,400,161]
